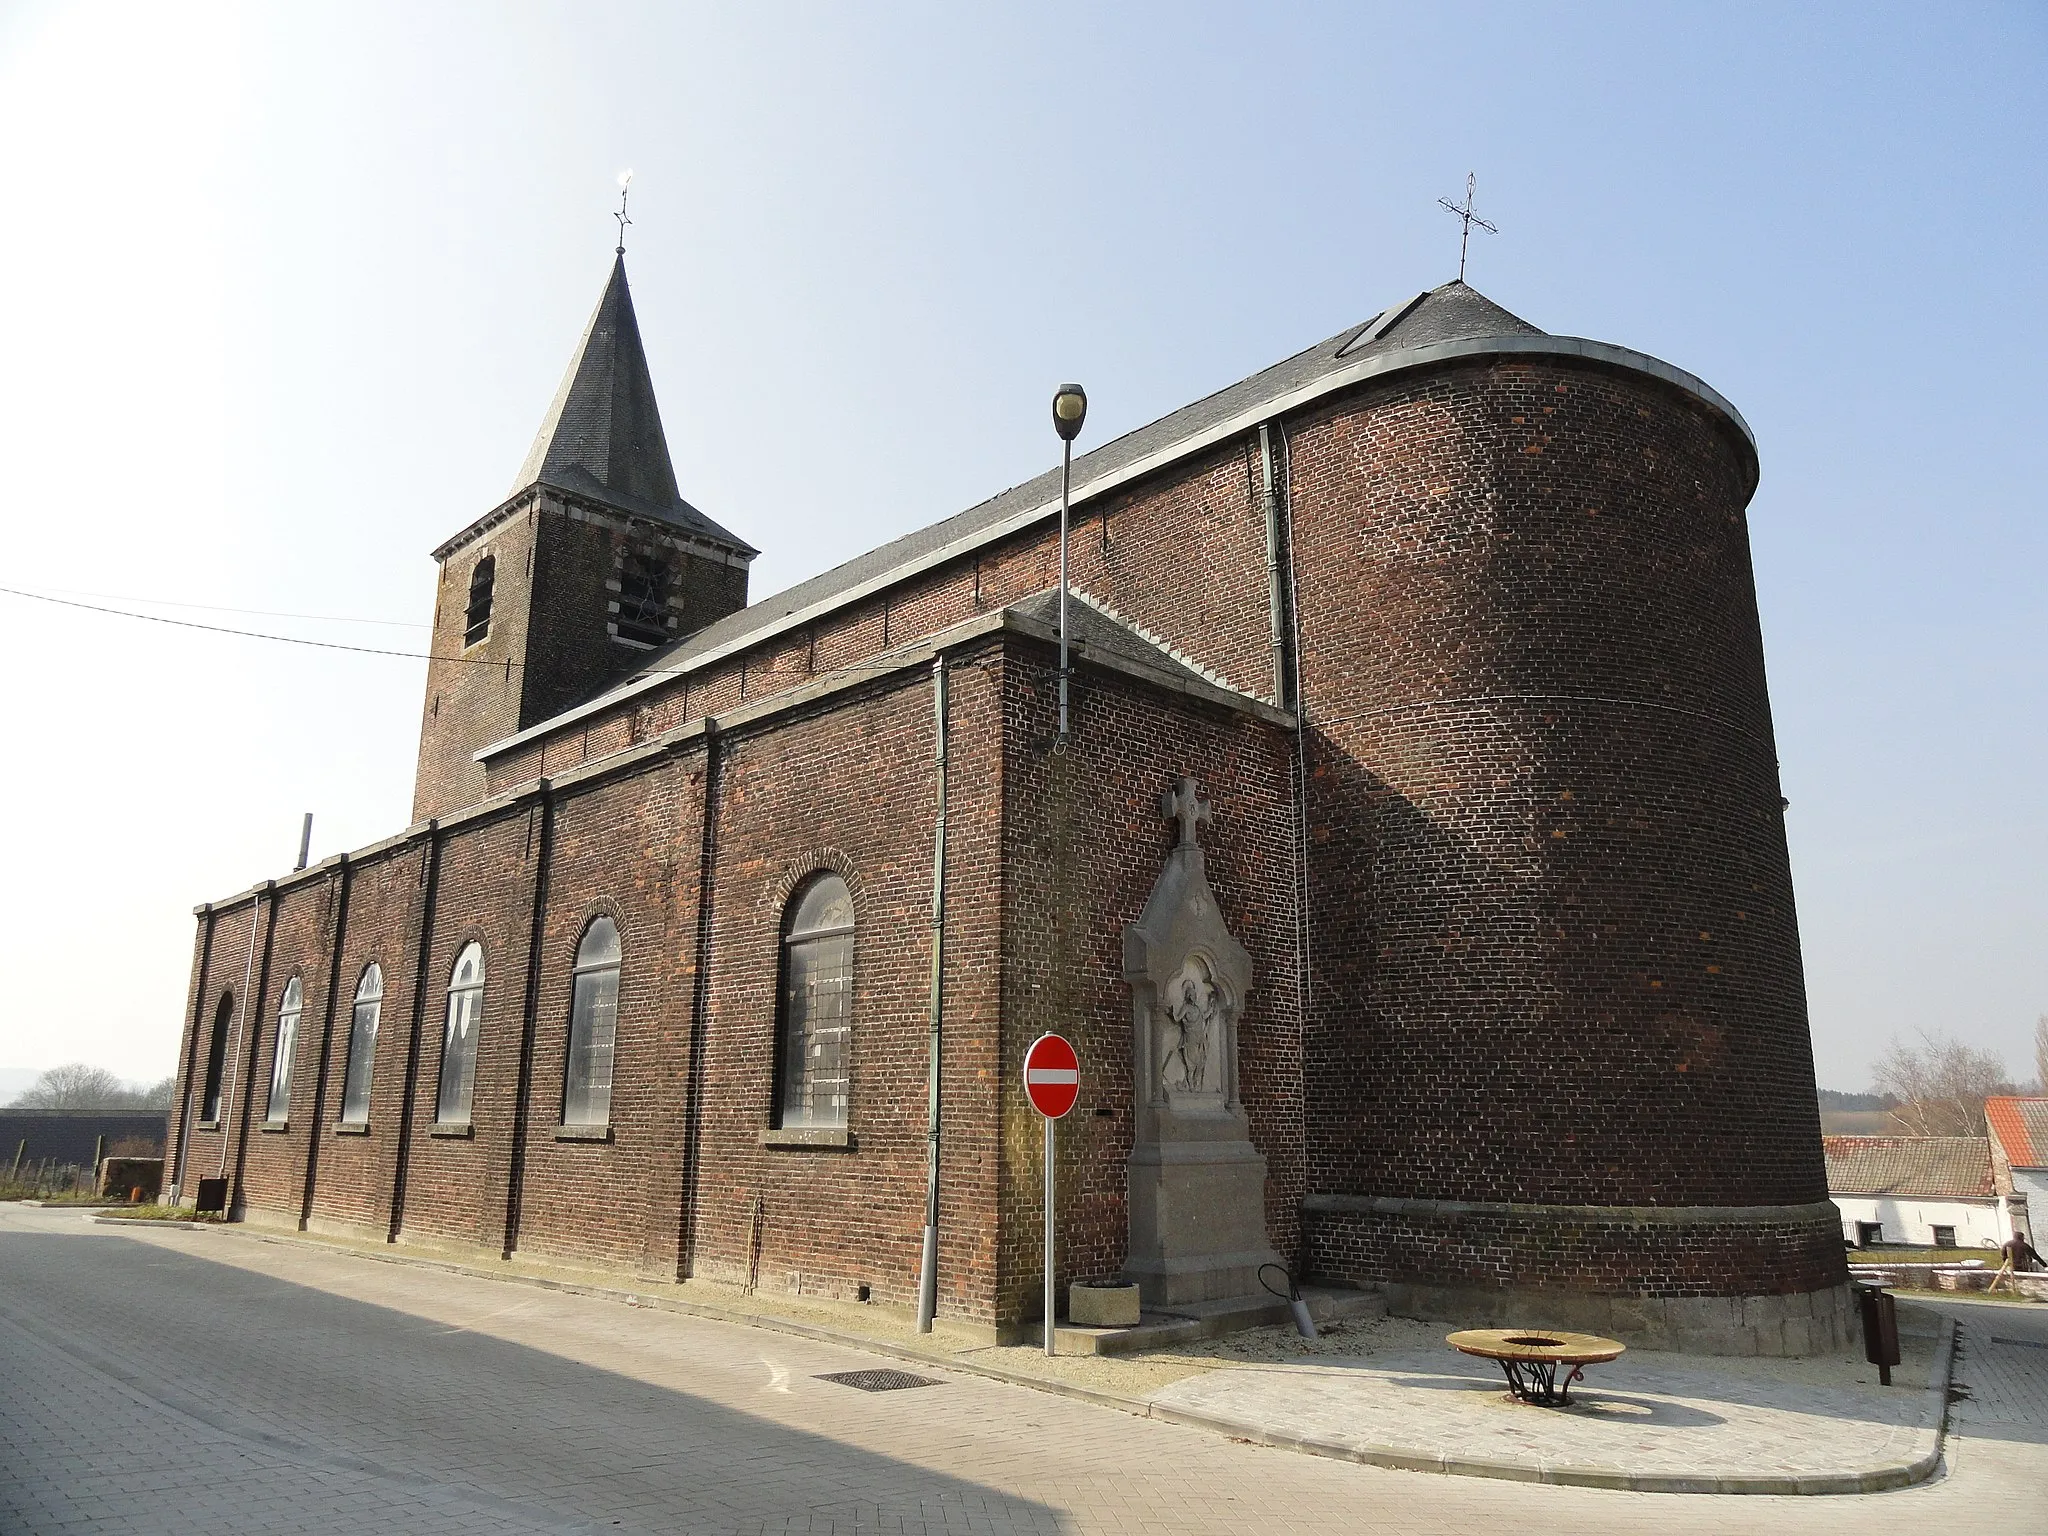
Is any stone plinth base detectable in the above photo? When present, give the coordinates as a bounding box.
[1126,1139,1280,1306]
[1385,1280,1857,1357]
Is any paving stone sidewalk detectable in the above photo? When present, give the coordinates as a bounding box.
[81,1212,1975,1496]
[1145,1333,1955,1493]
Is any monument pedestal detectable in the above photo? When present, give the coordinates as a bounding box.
[1122,777,1280,1309]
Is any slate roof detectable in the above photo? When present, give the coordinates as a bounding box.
[1004,588,1231,697]
[476,280,1541,759]
[620,280,1537,680]
[513,254,754,554]
[1823,1136,1995,1199]
[1986,1097,2048,1169]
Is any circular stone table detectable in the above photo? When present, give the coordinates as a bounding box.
[1446,1328,1626,1406]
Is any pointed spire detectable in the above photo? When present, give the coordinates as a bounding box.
[513,255,752,552]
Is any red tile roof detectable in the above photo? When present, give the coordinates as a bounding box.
[1822,1136,1994,1198]
[1986,1097,2048,1170]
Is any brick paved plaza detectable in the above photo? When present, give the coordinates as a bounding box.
[1,1205,2042,1534]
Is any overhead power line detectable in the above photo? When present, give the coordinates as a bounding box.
[28,584,428,628]
[0,584,514,667]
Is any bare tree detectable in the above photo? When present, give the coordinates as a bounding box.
[1871,1030,2015,1137]
[2035,1014,2048,1096]
[9,1063,169,1113]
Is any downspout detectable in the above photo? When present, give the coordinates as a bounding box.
[503,784,555,1258]
[229,887,281,1211]
[915,657,950,1333]
[678,724,722,1278]
[300,856,352,1229]
[216,887,269,1183]
[168,907,218,1205]
[1259,423,1288,708]
[388,824,442,1241]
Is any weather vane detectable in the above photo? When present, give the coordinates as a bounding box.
[614,170,634,255]
[1437,173,1497,282]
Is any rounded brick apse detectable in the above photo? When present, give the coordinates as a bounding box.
[1287,352,1852,1353]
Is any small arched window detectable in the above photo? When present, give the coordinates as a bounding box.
[340,964,382,1125]
[464,554,495,647]
[436,943,485,1125]
[266,977,303,1123]
[200,992,234,1124]
[775,874,854,1129]
[563,918,620,1127]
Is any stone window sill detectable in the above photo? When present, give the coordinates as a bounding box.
[759,1126,853,1150]
[195,1120,220,1132]
[430,1121,473,1139]
[554,1124,612,1143]
[259,1120,289,1134]
[334,1121,371,1136]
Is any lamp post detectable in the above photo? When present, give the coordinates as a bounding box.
[1051,384,1088,743]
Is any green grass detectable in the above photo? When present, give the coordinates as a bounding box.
[94,1204,222,1222]
[1849,1247,2004,1266]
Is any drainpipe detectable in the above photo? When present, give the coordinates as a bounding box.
[915,657,950,1333]
[1259,423,1288,708]
[216,889,267,1182]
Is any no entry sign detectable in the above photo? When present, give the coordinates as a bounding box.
[1023,1033,1079,1119]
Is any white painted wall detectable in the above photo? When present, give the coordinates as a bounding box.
[1830,1195,2011,1249]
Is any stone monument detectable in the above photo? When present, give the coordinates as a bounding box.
[1122,776,1280,1305]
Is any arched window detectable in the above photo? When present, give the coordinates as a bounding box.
[199,992,234,1124]
[436,943,485,1125]
[464,555,495,647]
[563,918,620,1126]
[340,964,382,1125]
[266,977,303,1123]
[775,874,854,1129]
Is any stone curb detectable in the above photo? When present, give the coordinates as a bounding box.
[96,1217,1958,1496]
[92,1215,215,1230]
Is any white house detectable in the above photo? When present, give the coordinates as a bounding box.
[1987,1097,2046,1243]
[1823,1136,2014,1250]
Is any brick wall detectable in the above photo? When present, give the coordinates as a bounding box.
[175,336,1844,1322]
[414,490,750,820]
[995,639,1301,1329]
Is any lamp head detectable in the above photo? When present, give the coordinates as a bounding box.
[1052,383,1088,443]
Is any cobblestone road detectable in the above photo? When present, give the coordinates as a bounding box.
[1,1206,2042,1534]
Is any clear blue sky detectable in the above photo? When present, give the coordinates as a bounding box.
[0,2,2041,1092]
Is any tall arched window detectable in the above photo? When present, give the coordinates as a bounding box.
[436,943,485,1125]
[266,977,302,1123]
[776,874,854,1129]
[340,964,382,1125]
[200,992,234,1124]
[464,554,495,647]
[563,918,620,1127]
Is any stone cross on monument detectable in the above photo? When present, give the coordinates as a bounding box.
[1160,776,1210,849]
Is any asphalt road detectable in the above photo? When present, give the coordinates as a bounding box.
[1,1204,2042,1534]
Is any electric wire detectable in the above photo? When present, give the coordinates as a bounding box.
[0,584,515,666]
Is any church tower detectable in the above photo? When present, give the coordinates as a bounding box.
[411,256,755,819]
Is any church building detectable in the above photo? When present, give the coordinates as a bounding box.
[166,251,1853,1354]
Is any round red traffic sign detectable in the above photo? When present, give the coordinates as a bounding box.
[1023,1033,1079,1119]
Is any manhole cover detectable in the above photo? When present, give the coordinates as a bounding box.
[815,1369,941,1393]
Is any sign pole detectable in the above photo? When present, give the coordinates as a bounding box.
[1022,1031,1078,1360]
[1044,1113,1056,1356]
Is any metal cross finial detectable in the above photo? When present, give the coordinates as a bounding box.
[1437,173,1497,282]
[1160,776,1212,849]
[614,170,634,255]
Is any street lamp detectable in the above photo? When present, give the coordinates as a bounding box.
[1052,384,1087,743]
